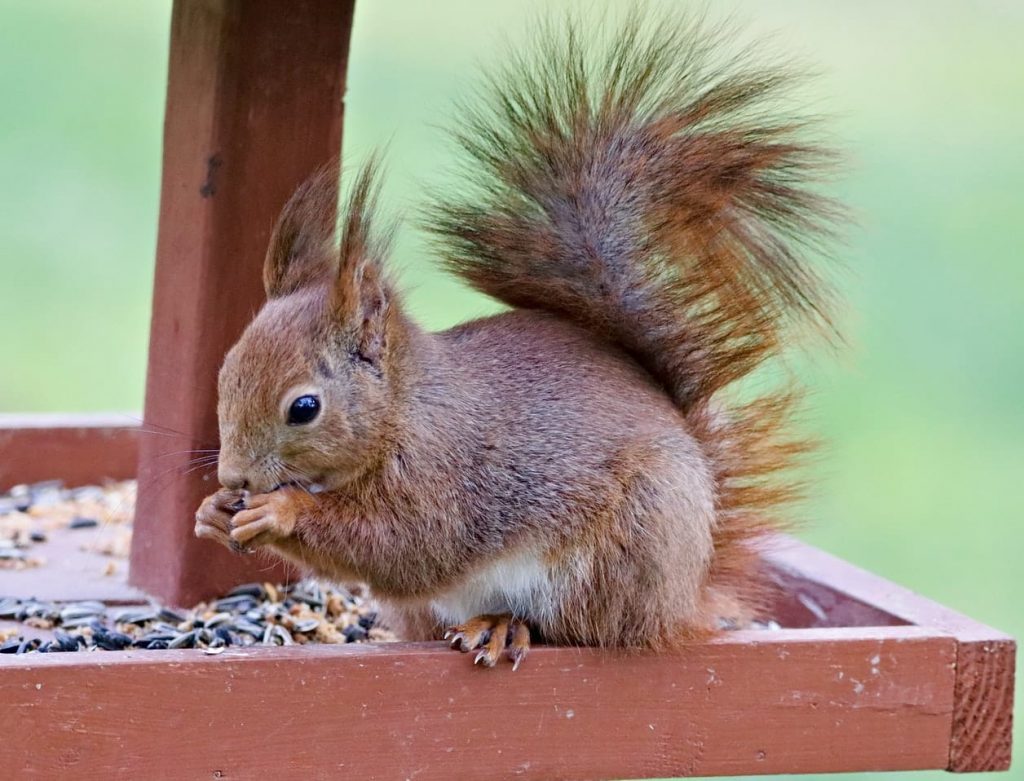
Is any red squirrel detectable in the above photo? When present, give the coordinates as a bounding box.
[194,11,839,669]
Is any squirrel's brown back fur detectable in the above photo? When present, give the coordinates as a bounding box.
[205,9,841,650]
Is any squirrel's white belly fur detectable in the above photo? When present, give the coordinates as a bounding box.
[429,549,554,626]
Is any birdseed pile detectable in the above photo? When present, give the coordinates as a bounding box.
[0,479,396,655]
[0,579,395,655]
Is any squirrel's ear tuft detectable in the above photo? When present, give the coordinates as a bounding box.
[331,159,394,366]
[263,163,340,298]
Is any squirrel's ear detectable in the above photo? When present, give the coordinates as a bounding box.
[331,160,393,366]
[263,164,340,298]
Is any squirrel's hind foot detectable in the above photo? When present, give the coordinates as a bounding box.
[444,614,530,671]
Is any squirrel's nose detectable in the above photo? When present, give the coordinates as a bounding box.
[218,465,249,492]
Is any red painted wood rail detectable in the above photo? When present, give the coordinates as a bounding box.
[0,414,138,491]
[130,0,356,606]
[0,631,960,779]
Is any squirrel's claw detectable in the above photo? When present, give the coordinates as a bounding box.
[507,620,530,671]
[445,614,530,670]
[445,620,490,653]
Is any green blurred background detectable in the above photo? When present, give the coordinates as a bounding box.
[0,1,1020,778]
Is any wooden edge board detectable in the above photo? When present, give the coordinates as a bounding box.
[764,536,1012,641]
[0,413,141,430]
[0,414,140,491]
[1,626,956,779]
[765,536,1015,772]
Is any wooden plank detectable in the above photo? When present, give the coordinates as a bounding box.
[0,627,955,779]
[0,414,138,491]
[130,0,355,607]
[0,525,146,604]
[766,536,1015,772]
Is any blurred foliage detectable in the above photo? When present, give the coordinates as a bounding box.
[0,2,1020,779]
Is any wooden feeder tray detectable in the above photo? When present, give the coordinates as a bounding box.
[0,415,1014,779]
[0,2,1014,777]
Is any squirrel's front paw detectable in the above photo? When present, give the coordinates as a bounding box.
[229,489,302,550]
[195,488,246,550]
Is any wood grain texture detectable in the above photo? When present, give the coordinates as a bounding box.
[766,536,1015,772]
[949,639,1015,772]
[130,0,355,606]
[0,414,138,491]
[0,628,955,780]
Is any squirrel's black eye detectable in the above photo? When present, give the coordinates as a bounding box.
[287,394,321,425]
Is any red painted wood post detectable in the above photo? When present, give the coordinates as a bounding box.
[130,0,356,606]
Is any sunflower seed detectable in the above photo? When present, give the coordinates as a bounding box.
[30,481,64,508]
[137,632,177,645]
[0,598,22,618]
[343,625,368,643]
[113,607,159,625]
[9,485,31,512]
[60,603,105,623]
[168,631,196,650]
[234,620,264,638]
[262,624,293,646]
[93,627,134,651]
[290,589,324,609]
[204,612,232,628]
[158,607,187,624]
[227,582,267,599]
[52,631,82,652]
[68,485,104,501]
[214,595,256,612]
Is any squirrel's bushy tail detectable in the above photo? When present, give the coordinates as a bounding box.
[427,11,841,619]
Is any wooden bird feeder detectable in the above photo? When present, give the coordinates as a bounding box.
[0,2,1015,778]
